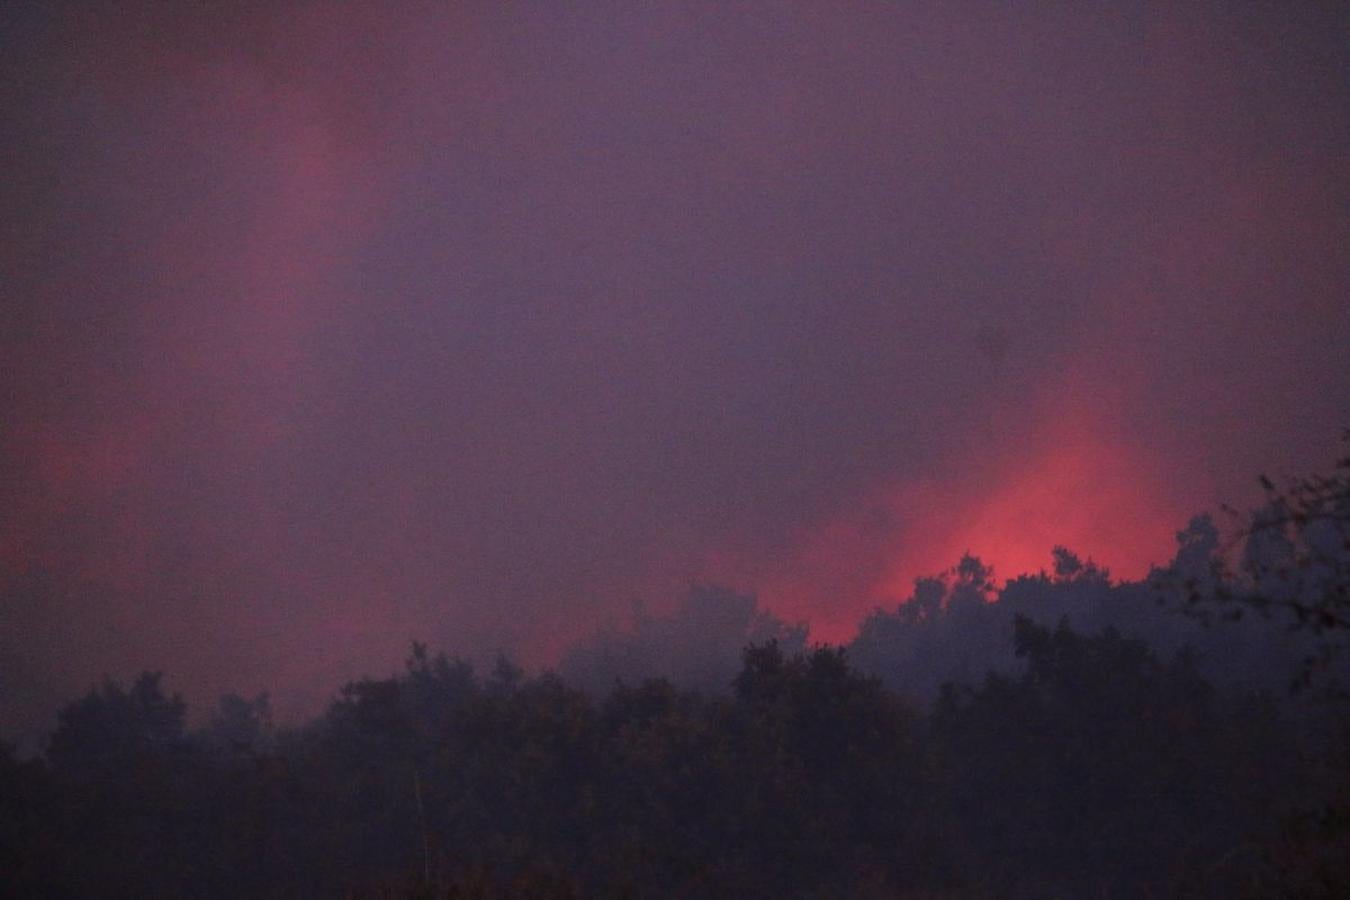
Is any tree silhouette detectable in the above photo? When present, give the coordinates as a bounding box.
[46,671,187,777]
[935,615,1289,897]
[1165,437,1350,695]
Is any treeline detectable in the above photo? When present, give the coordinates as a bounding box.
[1,618,1346,898]
[561,526,1324,709]
[4,451,1349,898]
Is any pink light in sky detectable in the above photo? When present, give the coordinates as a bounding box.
[1,2,1346,738]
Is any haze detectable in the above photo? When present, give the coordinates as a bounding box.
[2,1,1347,736]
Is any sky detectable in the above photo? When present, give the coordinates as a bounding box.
[2,1,1348,733]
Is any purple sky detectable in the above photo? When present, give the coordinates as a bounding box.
[2,1,1348,730]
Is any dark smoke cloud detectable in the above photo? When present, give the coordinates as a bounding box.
[2,1,1347,737]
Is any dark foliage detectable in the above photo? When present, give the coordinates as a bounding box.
[935,616,1291,897]
[0,627,1330,899]
[1164,435,1350,697]
[5,453,1350,897]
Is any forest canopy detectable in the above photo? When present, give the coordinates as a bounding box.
[3,450,1349,898]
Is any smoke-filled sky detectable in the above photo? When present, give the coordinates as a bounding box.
[2,1,1348,730]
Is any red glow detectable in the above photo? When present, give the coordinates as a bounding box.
[877,423,1181,602]
[699,371,1197,647]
